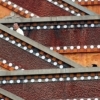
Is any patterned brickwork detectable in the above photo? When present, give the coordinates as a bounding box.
[10,0,73,17]
[26,27,100,46]
[65,80,100,98]
[1,80,100,100]
[0,39,57,70]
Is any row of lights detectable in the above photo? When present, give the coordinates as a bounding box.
[0,59,23,70]
[1,0,39,18]
[50,45,100,50]
[10,23,97,30]
[1,75,100,84]
[0,34,67,69]
[0,97,98,100]
[67,98,99,100]
[47,0,82,16]
[71,0,99,2]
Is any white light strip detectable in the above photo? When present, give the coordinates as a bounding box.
[71,0,99,2]
[0,35,67,69]
[1,0,39,18]
[49,45,100,51]
[19,23,98,30]
[47,0,82,16]
[1,75,100,84]
[66,98,99,100]
[0,58,23,70]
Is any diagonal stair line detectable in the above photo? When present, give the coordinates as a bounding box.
[62,0,97,15]
[0,88,24,100]
[0,24,84,68]
[0,58,24,70]
[47,0,97,16]
[0,0,39,18]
